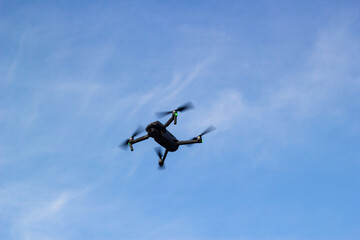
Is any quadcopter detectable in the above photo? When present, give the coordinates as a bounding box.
[119,102,215,168]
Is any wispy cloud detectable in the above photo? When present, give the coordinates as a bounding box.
[1,29,28,84]
[4,188,88,240]
[189,89,248,132]
[184,15,360,166]
[1,3,359,240]
[101,58,212,124]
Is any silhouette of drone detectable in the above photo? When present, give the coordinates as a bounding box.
[119,102,215,168]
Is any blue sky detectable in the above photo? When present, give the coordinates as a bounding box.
[1,0,360,239]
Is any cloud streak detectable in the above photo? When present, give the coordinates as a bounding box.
[6,188,87,240]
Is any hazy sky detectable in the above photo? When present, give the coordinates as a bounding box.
[1,1,360,239]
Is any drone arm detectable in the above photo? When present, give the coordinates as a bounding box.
[128,134,150,151]
[132,134,150,143]
[163,149,168,161]
[164,112,178,127]
[177,137,202,146]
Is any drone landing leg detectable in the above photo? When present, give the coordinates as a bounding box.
[159,149,169,167]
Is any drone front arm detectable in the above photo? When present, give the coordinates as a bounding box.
[164,111,178,128]
[132,134,150,143]
[128,134,150,151]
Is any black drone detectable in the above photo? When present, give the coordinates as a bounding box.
[119,102,215,168]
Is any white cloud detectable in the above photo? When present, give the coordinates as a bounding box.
[184,15,360,165]
[190,90,248,132]
[1,186,87,240]
[21,189,84,222]
[46,192,77,214]
[101,59,212,124]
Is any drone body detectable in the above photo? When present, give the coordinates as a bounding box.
[146,121,179,152]
[120,102,215,168]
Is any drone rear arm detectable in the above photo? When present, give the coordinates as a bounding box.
[177,137,201,146]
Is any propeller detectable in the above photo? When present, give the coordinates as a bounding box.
[192,126,216,140]
[119,125,144,150]
[156,102,194,117]
[184,126,216,147]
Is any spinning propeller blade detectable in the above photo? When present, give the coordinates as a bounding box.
[119,125,144,150]
[155,111,173,117]
[156,102,194,117]
[199,125,216,137]
[176,102,194,112]
[131,125,144,138]
[119,139,130,149]
[192,126,216,140]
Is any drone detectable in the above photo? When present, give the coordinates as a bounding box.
[119,102,215,168]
